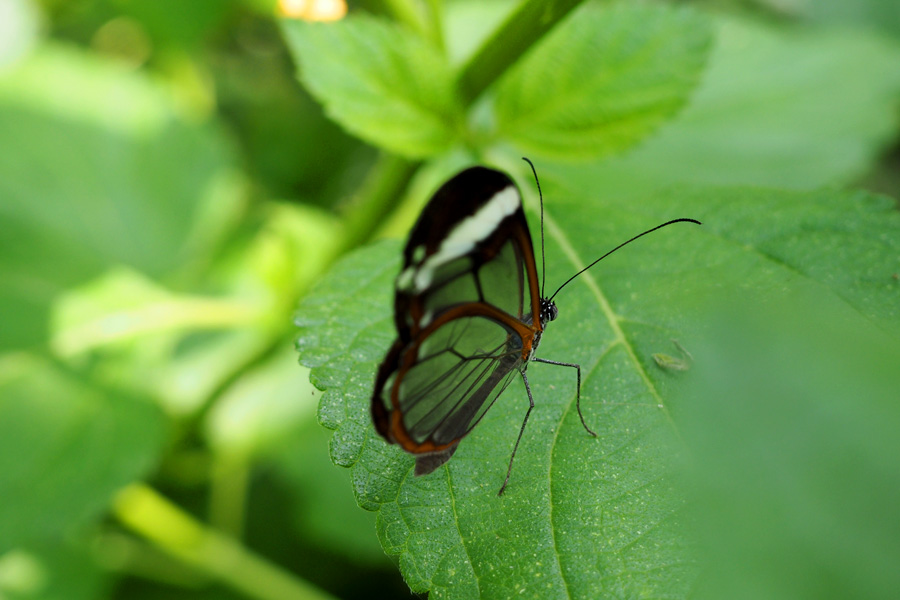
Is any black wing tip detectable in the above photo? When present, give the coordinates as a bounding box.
[413,444,459,476]
[450,165,514,187]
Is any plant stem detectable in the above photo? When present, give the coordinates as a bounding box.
[456,0,588,107]
[424,0,446,53]
[336,153,420,253]
[381,0,429,38]
[114,484,337,600]
[209,454,251,539]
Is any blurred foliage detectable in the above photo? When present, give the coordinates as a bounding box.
[685,290,900,600]
[0,0,898,599]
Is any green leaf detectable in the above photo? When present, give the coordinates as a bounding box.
[578,183,900,334]
[562,16,900,196]
[494,3,712,161]
[296,174,899,596]
[0,45,239,351]
[0,355,165,552]
[682,294,900,600]
[282,15,464,158]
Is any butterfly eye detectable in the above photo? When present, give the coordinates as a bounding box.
[539,299,558,323]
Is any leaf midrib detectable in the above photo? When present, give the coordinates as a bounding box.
[540,208,677,428]
[534,205,680,600]
[446,466,482,597]
[543,337,623,599]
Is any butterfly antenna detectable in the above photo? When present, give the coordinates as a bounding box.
[522,157,546,297]
[548,218,702,302]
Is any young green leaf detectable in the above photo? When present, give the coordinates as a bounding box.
[296,178,899,597]
[0,355,165,552]
[494,3,711,161]
[570,17,900,196]
[282,15,464,158]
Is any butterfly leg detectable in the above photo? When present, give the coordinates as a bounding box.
[499,371,535,496]
[532,358,597,437]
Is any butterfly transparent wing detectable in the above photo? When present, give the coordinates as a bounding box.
[414,239,527,329]
[380,314,524,446]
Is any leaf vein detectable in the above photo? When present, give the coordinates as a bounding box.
[445,465,482,596]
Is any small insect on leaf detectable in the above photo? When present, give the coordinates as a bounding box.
[653,339,694,372]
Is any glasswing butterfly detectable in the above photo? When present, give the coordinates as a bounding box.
[372,159,700,495]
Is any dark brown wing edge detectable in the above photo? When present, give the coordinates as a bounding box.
[414,444,458,476]
[371,337,462,476]
[371,339,403,440]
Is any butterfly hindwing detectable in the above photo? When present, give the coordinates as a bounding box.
[372,167,543,474]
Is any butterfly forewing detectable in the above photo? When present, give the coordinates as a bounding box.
[372,167,543,473]
[477,238,527,319]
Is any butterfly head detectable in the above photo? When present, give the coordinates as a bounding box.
[539,297,558,325]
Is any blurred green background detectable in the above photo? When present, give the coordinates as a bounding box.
[0,0,898,598]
